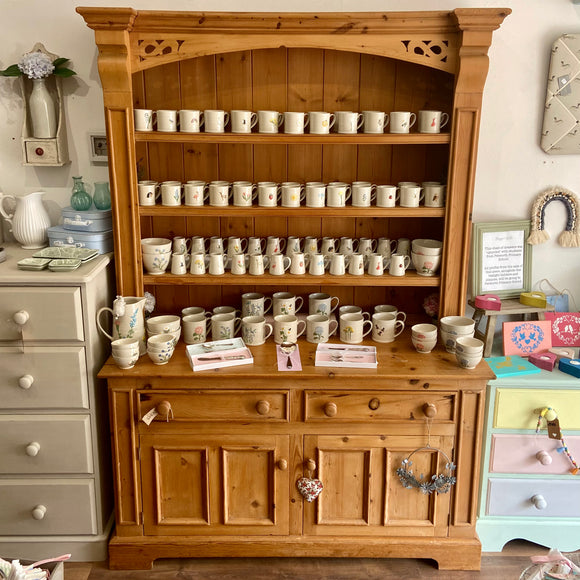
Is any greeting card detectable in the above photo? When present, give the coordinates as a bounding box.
[544,312,580,347]
[502,320,552,357]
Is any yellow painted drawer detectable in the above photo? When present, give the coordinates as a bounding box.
[0,415,93,474]
[0,479,97,535]
[0,287,83,341]
[494,388,580,429]
[0,346,88,409]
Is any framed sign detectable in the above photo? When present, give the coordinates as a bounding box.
[471,220,532,299]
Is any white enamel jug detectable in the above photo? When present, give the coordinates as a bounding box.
[0,191,51,249]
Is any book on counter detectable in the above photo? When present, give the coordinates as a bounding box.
[315,344,378,368]
[186,337,253,371]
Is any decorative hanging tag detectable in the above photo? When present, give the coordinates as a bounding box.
[141,407,158,425]
[296,477,323,502]
[548,418,562,440]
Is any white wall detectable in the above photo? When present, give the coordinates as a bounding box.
[0,0,579,302]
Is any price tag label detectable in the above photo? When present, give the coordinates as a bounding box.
[141,408,159,425]
[548,418,562,440]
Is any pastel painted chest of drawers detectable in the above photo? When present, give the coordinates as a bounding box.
[477,368,580,551]
[0,245,114,561]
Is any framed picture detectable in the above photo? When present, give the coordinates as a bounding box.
[89,133,108,164]
[471,220,532,299]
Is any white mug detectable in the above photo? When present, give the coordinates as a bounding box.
[372,312,405,343]
[326,182,351,207]
[348,253,365,275]
[336,111,363,134]
[231,110,258,134]
[273,291,303,316]
[281,182,305,207]
[134,108,155,132]
[258,182,280,207]
[374,304,407,324]
[269,253,291,275]
[367,253,388,276]
[290,252,308,275]
[305,182,326,207]
[213,306,242,318]
[208,252,227,275]
[339,313,373,344]
[184,181,208,206]
[418,110,449,134]
[388,253,411,276]
[190,253,209,275]
[257,110,283,133]
[179,109,204,133]
[242,292,272,318]
[400,185,424,208]
[211,312,241,340]
[170,252,189,275]
[284,111,309,134]
[242,316,273,346]
[248,253,269,275]
[308,253,329,275]
[339,305,371,321]
[204,109,229,133]
[273,314,306,344]
[182,306,211,318]
[138,181,160,206]
[306,314,338,344]
[209,181,231,207]
[230,252,248,275]
[309,111,335,134]
[362,110,388,134]
[160,181,183,206]
[329,253,348,276]
[182,313,207,344]
[389,111,417,134]
[157,109,178,132]
[423,182,446,207]
[309,292,339,316]
[351,182,377,207]
[232,181,257,207]
[376,185,399,208]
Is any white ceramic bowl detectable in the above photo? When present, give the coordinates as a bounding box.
[147,348,174,365]
[147,315,181,333]
[141,237,172,254]
[455,350,482,369]
[439,316,476,335]
[455,336,485,354]
[412,251,441,276]
[411,336,437,353]
[111,337,141,350]
[147,333,176,350]
[143,251,171,275]
[411,323,438,340]
[440,328,474,353]
[112,351,139,369]
[411,239,443,255]
[148,328,181,347]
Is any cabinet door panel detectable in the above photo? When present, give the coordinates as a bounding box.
[141,434,289,536]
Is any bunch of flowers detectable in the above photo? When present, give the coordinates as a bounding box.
[423,292,440,319]
[1,50,75,79]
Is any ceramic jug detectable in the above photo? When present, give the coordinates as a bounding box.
[97,296,147,356]
[0,191,51,249]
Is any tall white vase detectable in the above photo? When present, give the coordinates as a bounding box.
[29,78,57,138]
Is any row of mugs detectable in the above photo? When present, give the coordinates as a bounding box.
[138,179,446,208]
[134,108,449,135]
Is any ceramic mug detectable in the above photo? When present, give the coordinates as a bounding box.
[242,292,272,318]
[273,291,303,316]
[190,253,209,275]
[321,237,336,256]
[305,182,326,207]
[232,181,258,207]
[290,252,308,275]
[138,181,160,206]
[184,181,209,206]
[348,252,365,275]
[208,252,227,275]
[309,111,335,134]
[248,253,269,275]
[258,182,281,207]
[269,253,291,275]
[265,236,286,257]
[170,252,188,275]
[306,314,338,344]
[211,312,241,340]
[257,110,284,133]
[160,181,183,206]
[376,185,399,208]
[389,111,416,134]
[362,110,388,134]
[208,236,225,255]
[204,109,229,133]
[309,292,339,316]
[326,182,351,207]
[339,305,371,321]
[231,110,258,133]
[374,304,407,324]
[230,252,248,275]
[358,237,377,256]
[179,109,204,133]
[335,111,363,134]
[209,181,231,207]
[134,108,155,132]
[283,111,309,134]
[423,182,446,208]
[190,236,208,254]
[338,237,357,255]
[399,186,424,208]
[371,312,404,343]
[172,236,191,255]
[367,253,388,276]
[377,238,397,258]
[286,236,303,256]
[247,236,266,255]
[339,313,373,344]
[182,313,208,344]
[281,182,305,207]
[351,182,377,207]
[304,236,319,256]
[273,314,306,344]
[242,316,273,346]
[308,253,330,275]
[157,109,178,132]
[387,253,411,276]
[329,253,348,276]
[418,110,449,134]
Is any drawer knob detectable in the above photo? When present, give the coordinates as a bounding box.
[32,505,47,520]
[13,310,30,326]
[277,459,288,471]
[156,400,172,419]
[305,459,317,473]
[324,402,338,417]
[369,398,381,411]
[35,147,45,156]
[536,450,553,465]
[256,400,270,415]
[423,403,437,418]
[531,494,548,510]
[26,442,41,457]
[18,375,34,390]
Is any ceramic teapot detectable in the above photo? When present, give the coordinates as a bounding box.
[97,296,147,356]
[0,191,51,249]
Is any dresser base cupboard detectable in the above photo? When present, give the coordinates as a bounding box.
[76,7,509,571]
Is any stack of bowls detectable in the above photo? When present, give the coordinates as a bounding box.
[141,237,172,275]
[111,337,141,369]
[455,336,484,369]
[147,333,176,365]
[146,314,181,346]
[439,315,476,353]
[411,323,438,353]
[411,239,443,276]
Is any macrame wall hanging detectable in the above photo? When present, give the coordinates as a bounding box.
[526,186,580,247]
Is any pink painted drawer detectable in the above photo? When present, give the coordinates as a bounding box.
[490,434,580,475]
[486,478,580,517]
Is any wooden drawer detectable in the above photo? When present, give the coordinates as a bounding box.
[486,478,580,517]
[0,415,93,474]
[304,391,455,422]
[0,287,83,341]
[0,346,88,409]
[494,388,580,429]
[0,479,97,535]
[138,390,289,423]
[490,434,580,475]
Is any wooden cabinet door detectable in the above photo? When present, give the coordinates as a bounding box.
[303,434,453,537]
[141,434,289,535]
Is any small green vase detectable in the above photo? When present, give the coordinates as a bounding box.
[93,181,111,210]
[70,176,92,211]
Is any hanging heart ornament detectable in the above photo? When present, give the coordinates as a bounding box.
[296,477,323,502]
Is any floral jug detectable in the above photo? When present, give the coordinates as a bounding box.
[97,296,147,356]
[0,191,51,249]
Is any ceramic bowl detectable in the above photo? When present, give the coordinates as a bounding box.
[411,239,443,255]
[112,351,139,369]
[411,251,441,276]
[455,350,483,369]
[455,336,485,354]
[141,237,172,254]
[440,329,474,353]
[439,316,476,336]
[143,251,171,275]
[111,337,141,351]
[147,333,176,350]
[148,328,181,347]
[411,323,438,340]
[146,315,181,333]
[411,336,437,354]
[147,348,175,365]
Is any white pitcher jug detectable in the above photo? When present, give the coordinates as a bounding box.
[0,191,51,249]
[97,296,147,356]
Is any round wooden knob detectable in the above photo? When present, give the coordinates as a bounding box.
[324,402,337,417]
[18,375,34,390]
[32,505,47,520]
[26,442,41,457]
[13,310,30,326]
[277,459,288,471]
[531,494,547,510]
[305,459,317,472]
[156,400,172,418]
[368,398,381,411]
[536,450,552,465]
[35,147,45,156]
[256,400,270,415]
[423,403,437,418]
[545,409,558,422]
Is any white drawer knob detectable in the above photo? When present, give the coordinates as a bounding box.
[536,450,552,465]
[18,375,34,390]
[31,505,47,520]
[13,310,30,326]
[26,442,41,457]
[531,494,548,510]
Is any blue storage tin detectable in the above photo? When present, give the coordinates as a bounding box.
[47,225,113,254]
[61,206,113,232]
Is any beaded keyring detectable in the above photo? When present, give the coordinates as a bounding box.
[536,406,579,475]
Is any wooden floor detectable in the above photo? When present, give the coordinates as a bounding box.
[64,541,546,579]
